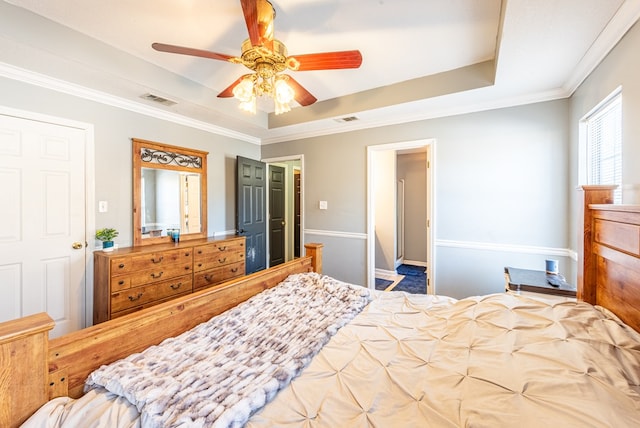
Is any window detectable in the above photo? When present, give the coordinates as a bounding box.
[581,89,622,203]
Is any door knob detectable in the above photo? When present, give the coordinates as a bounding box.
[72,242,83,249]
[281,221,286,226]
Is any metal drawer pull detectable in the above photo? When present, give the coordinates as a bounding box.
[151,271,164,279]
[231,267,238,273]
[151,256,164,263]
[118,263,125,269]
[118,280,125,285]
[218,257,227,263]
[204,274,214,282]
[128,293,143,301]
[218,246,226,251]
[170,282,182,290]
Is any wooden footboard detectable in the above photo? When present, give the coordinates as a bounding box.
[0,243,322,427]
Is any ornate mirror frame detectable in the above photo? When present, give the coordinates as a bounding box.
[132,138,208,246]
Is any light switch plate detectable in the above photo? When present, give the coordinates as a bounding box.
[319,200,328,210]
[98,200,108,213]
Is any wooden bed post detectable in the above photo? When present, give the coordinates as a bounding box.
[0,312,54,427]
[305,243,323,274]
[578,185,616,303]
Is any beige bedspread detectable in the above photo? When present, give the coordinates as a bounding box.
[22,288,640,427]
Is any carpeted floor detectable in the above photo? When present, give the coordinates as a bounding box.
[375,264,427,294]
[396,264,426,276]
[394,264,426,294]
[375,278,394,290]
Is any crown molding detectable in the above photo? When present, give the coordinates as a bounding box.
[0,61,261,145]
[563,2,640,94]
[260,87,571,145]
[0,60,575,147]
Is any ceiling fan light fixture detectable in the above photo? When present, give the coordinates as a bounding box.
[274,76,294,104]
[232,76,256,102]
[273,75,294,115]
[238,97,257,114]
[231,69,294,115]
[274,98,291,115]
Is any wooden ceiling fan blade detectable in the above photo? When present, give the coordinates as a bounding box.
[152,43,234,62]
[285,76,317,106]
[241,0,274,49]
[257,0,275,48]
[240,0,260,46]
[288,50,363,71]
[217,75,252,98]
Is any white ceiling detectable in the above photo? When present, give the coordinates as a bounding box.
[1,0,640,144]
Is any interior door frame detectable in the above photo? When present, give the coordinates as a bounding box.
[0,105,95,327]
[262,154,304,267]
[366,139,435,293]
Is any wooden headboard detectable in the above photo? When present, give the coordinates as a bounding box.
[579,185,640,332]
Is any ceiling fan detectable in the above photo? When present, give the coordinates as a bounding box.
[152,0,363,114]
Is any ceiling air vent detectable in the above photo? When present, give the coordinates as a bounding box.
[140,93,177,106]
[334,116,359,123]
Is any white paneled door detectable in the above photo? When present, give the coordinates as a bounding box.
[0,113,86,337]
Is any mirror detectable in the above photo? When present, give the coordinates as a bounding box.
[133,138,208,246]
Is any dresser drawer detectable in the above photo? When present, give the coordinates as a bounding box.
[194,261,245,290]
[193,239,245,272]
[129,262,193,287]
[110,257,133,275]
[194,239,244,258]
[131,248,193,270]
[111,275,192,313]
[194,251,244,272]
[110,276,131,292]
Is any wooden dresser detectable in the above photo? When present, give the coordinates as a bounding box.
[93,235,245,324]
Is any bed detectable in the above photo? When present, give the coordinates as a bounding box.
[2,185,640,427]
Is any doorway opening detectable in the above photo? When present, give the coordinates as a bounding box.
[263,155,304,268]
[366,139,435,293]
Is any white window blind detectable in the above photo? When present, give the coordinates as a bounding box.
[585,93,622,203]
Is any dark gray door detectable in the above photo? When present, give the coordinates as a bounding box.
[236,156,266,273]
[269,165,285,266]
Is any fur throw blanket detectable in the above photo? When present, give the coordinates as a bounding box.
[85,273,371,428]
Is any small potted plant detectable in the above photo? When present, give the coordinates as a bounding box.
[95,228,119,252]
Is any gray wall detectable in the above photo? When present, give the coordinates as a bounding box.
[0,77,260,247]
[1,70,573,300]
[272,14,640,299]
[262,99,571,298]
[569,20,640,250]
